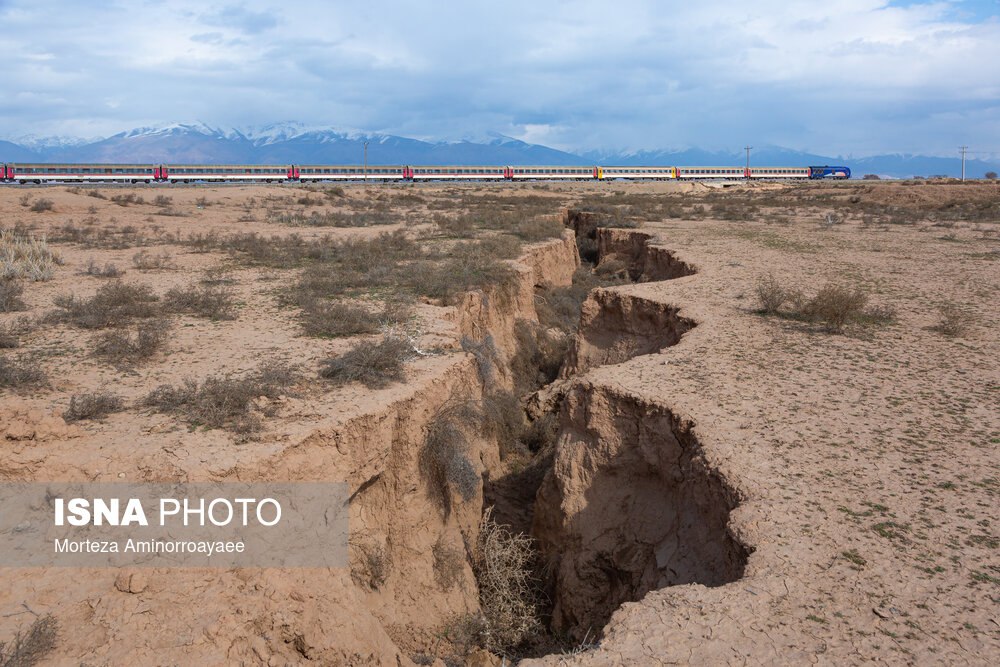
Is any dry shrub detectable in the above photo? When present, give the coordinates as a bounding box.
[433,536,467,591]
[510,321,568,395]
[64,391,125,422]
[163,284,236,320]
[299,298,411,338]
[131,250,176,271]
[0,280,26,312]
[481,390,528,461]
[92,319,170,365]
[512,217,564,242]
[799,283,869,332]
[0,229,61,281]
[152,194,173,207]
[755,273,787,314]
[143,360,299,434]
[0,355,47,389]
[411,241,519,304]
[420,400,482,517]
[29,198,54,213]
[473,507,541,654]
[350,536,392,590]
[318,334,412,388]
[83,259,124,278]
[0,318,32,349]
[933,303,975,337]
[0,614,58,667]
[52,280,159,328]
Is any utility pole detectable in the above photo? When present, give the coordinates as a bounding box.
[959,146,968,182]
[364,140,369,183]
[744,145,753,179]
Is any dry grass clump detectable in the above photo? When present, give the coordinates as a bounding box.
[271,210,395,227]
[473,508,541,654]
[0,355,47,389]
[92,319,171,365]
[63,391,125,422]
[0,318,33,349]
[754,275,894,332]
[932,303,975,338]
[131,250,176,271]
[83,259,124,278]
[412,240,519,304]
[163,284,236,320]
[318,334,413,389]
[52,280,159,328]
[0,613,58,667]
[143,360,299,434]
[111,193,145,207]
[511,216,565,242]
[0,280,26,312]
[1,229,61,281]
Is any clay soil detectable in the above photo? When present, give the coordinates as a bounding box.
[1,179,998,665]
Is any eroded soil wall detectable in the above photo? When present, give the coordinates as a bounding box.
[532,382,747,640]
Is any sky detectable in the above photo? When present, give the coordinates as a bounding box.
[0,0,998,157]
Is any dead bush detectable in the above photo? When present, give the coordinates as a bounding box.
[1,229,61,281]
[92,318,170,365]
[933,303,975,337]
[481,390,528,461]
[419,400,482,517]
[473,507,541,654]
[755,273,787,314]
[29,198,54,213]
[512,217,564,242]
[83,259,124,278]
[0,614,58,667]
[298,298,411,338]
[52,280,159,328]
[799,283,869,332]
[143,360,299,434]
[64,391,125,422]
[318,334,412,389]
[433,537,467,591]
[131,250,176,271]
[0,318,32,349]
[0,280,26,312]
[152,194,173,207]
[0,355,47,389]
[411,241,519,304]
[163,284,236,320]
[111,193,146,207]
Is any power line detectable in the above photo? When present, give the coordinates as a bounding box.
[959,146,968,182]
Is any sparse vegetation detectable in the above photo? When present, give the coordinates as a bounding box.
[163,283,236,320]
[131,249,176,271]
[350,536,392,590]
[0,614,58,667]
[143,360,299,434]
[0,280,26,312]
[433,536,466,591]
[1,229,61,281]
[420,399,482,517]
[83,259,124,278]
[29,198,54,213]
[318,334,413,388]
[933,303,975,338]
[472,507,541,654]
[52,280,159,328]
[754,276,894,332]
[92,318,171,365]
[63,391,126,422]
[0,355,47,389]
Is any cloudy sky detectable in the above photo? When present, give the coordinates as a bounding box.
[1,0,998,156]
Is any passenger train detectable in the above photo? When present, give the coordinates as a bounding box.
[0,163,851,184]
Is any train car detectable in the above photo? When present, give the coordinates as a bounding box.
[410,165,509,181]
[749,166,810,180]
[163,165,290,183]
[7,163,158,183]
[509,166,595,180]
[808,166,851,179]
[676,166,747,180]
[598,166,676,180]
[297,165,408,181]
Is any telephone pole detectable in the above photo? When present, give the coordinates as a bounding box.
[959,146,968,182]
[744,145,753,179]
[364,141,369,183]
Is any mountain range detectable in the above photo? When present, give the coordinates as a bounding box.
[2,122,997,179]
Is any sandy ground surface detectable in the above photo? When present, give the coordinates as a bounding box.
[1,179,998,665]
